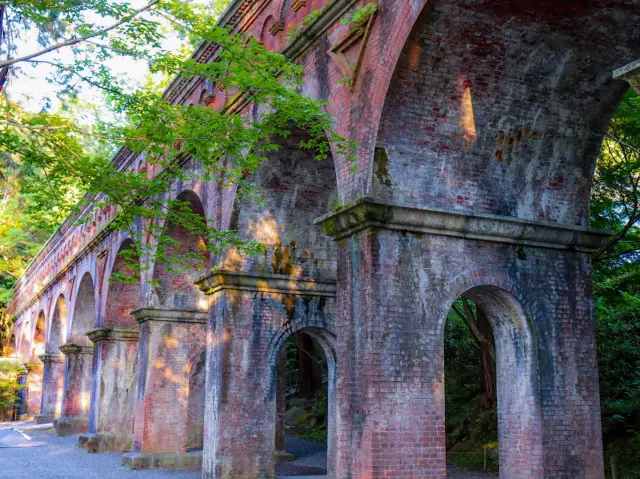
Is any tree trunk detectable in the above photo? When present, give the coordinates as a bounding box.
[296,334,321,399]
[477,308,497,410]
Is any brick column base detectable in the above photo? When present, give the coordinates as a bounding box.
[122,307,207,470]
[54,343,93,436]
[79,328,139,452]
[35,353,65,424]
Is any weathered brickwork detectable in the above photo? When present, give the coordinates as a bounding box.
[325,223,601,478]
[129,309,207,458]
[200,282,337,478]
[7,0,640,477]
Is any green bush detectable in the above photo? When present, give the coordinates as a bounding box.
[0,360,25,420]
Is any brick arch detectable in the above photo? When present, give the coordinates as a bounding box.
[47,294,67,353]
[6,332,17,357]
[264,323,338,473]
[103,238,141,328]
[150,189,210,310]
[32,310,46,360]
[19,319,31,361]
[431,267,534,339]
[371,0,640,225]
[433,268,543,477]
[221,126,339,280]
[69,272,96,344]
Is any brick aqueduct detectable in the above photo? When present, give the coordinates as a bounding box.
[6,0,640,477]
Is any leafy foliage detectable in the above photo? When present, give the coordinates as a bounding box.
[0,361,25,420]
[0,0,357,302]
[592,89,640,478]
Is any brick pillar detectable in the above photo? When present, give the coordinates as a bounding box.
[34,353,65,424]
[54,344,93,435]
[24,361,43,417]
[536,260,605,478]
[315,198,608,479]
[122,307,206,470]
[79,328,139,452]
[197,271,336,479]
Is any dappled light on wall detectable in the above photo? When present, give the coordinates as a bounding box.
[458,76,477,147]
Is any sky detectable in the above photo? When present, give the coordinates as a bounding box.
[6,2,189,120]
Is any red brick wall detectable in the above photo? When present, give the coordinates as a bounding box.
[133,320,207,454]
[153,191,210,310]
[61,352,93,419]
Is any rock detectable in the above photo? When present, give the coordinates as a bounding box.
[285,406,306,424]
[288,398,307,407]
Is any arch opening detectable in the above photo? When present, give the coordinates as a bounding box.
[151,190,210,310]
[375,1,638,226]
[47,295,66,353]
[223,126,338,281]
[104,238,141,328]
[32,312,45,360]
[185,349,206,451]
[443,286,540,478]
[267,326,337,477]
[70,272,96,344]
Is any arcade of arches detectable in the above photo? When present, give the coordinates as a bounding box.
[6,0,640,478]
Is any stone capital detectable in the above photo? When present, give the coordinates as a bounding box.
[38,352,65,364]
[86,328,139,343]
[59,343,94,356]
[314,197,611,252]
[25,361,44,371]
[614,58,640,94]
[130,307,207,324]
[196,270,337,297]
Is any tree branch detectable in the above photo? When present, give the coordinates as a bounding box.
[0,0,159,69]
[452,298,496,362]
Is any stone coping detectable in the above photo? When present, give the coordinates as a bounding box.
[613,58,640,93]
[59,343,93,355]
[86,328,139,343]
[196,270,337,297]
[314,197,611,252]
[38,352,65,363]
[131,307,207,324]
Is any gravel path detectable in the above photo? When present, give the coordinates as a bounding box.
[0,429,200,479]
[0,424,497,479]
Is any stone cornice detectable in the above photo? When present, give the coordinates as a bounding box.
[86,328,139,343]
[39,352,65,364]
[131,307,208,324]
[314,198,611,252]
[59,343,94,355]
[613,58,640,94]
[196,270,337,297]
[282,0,357,60]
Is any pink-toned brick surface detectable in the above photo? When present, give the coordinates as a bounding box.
[40,359,65,418]
[61,349,93,419]
[24,362,43,416]
[133,318,206,454]
[204,289,336,478]
[8,0,639,476]
[334,228,602,478]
